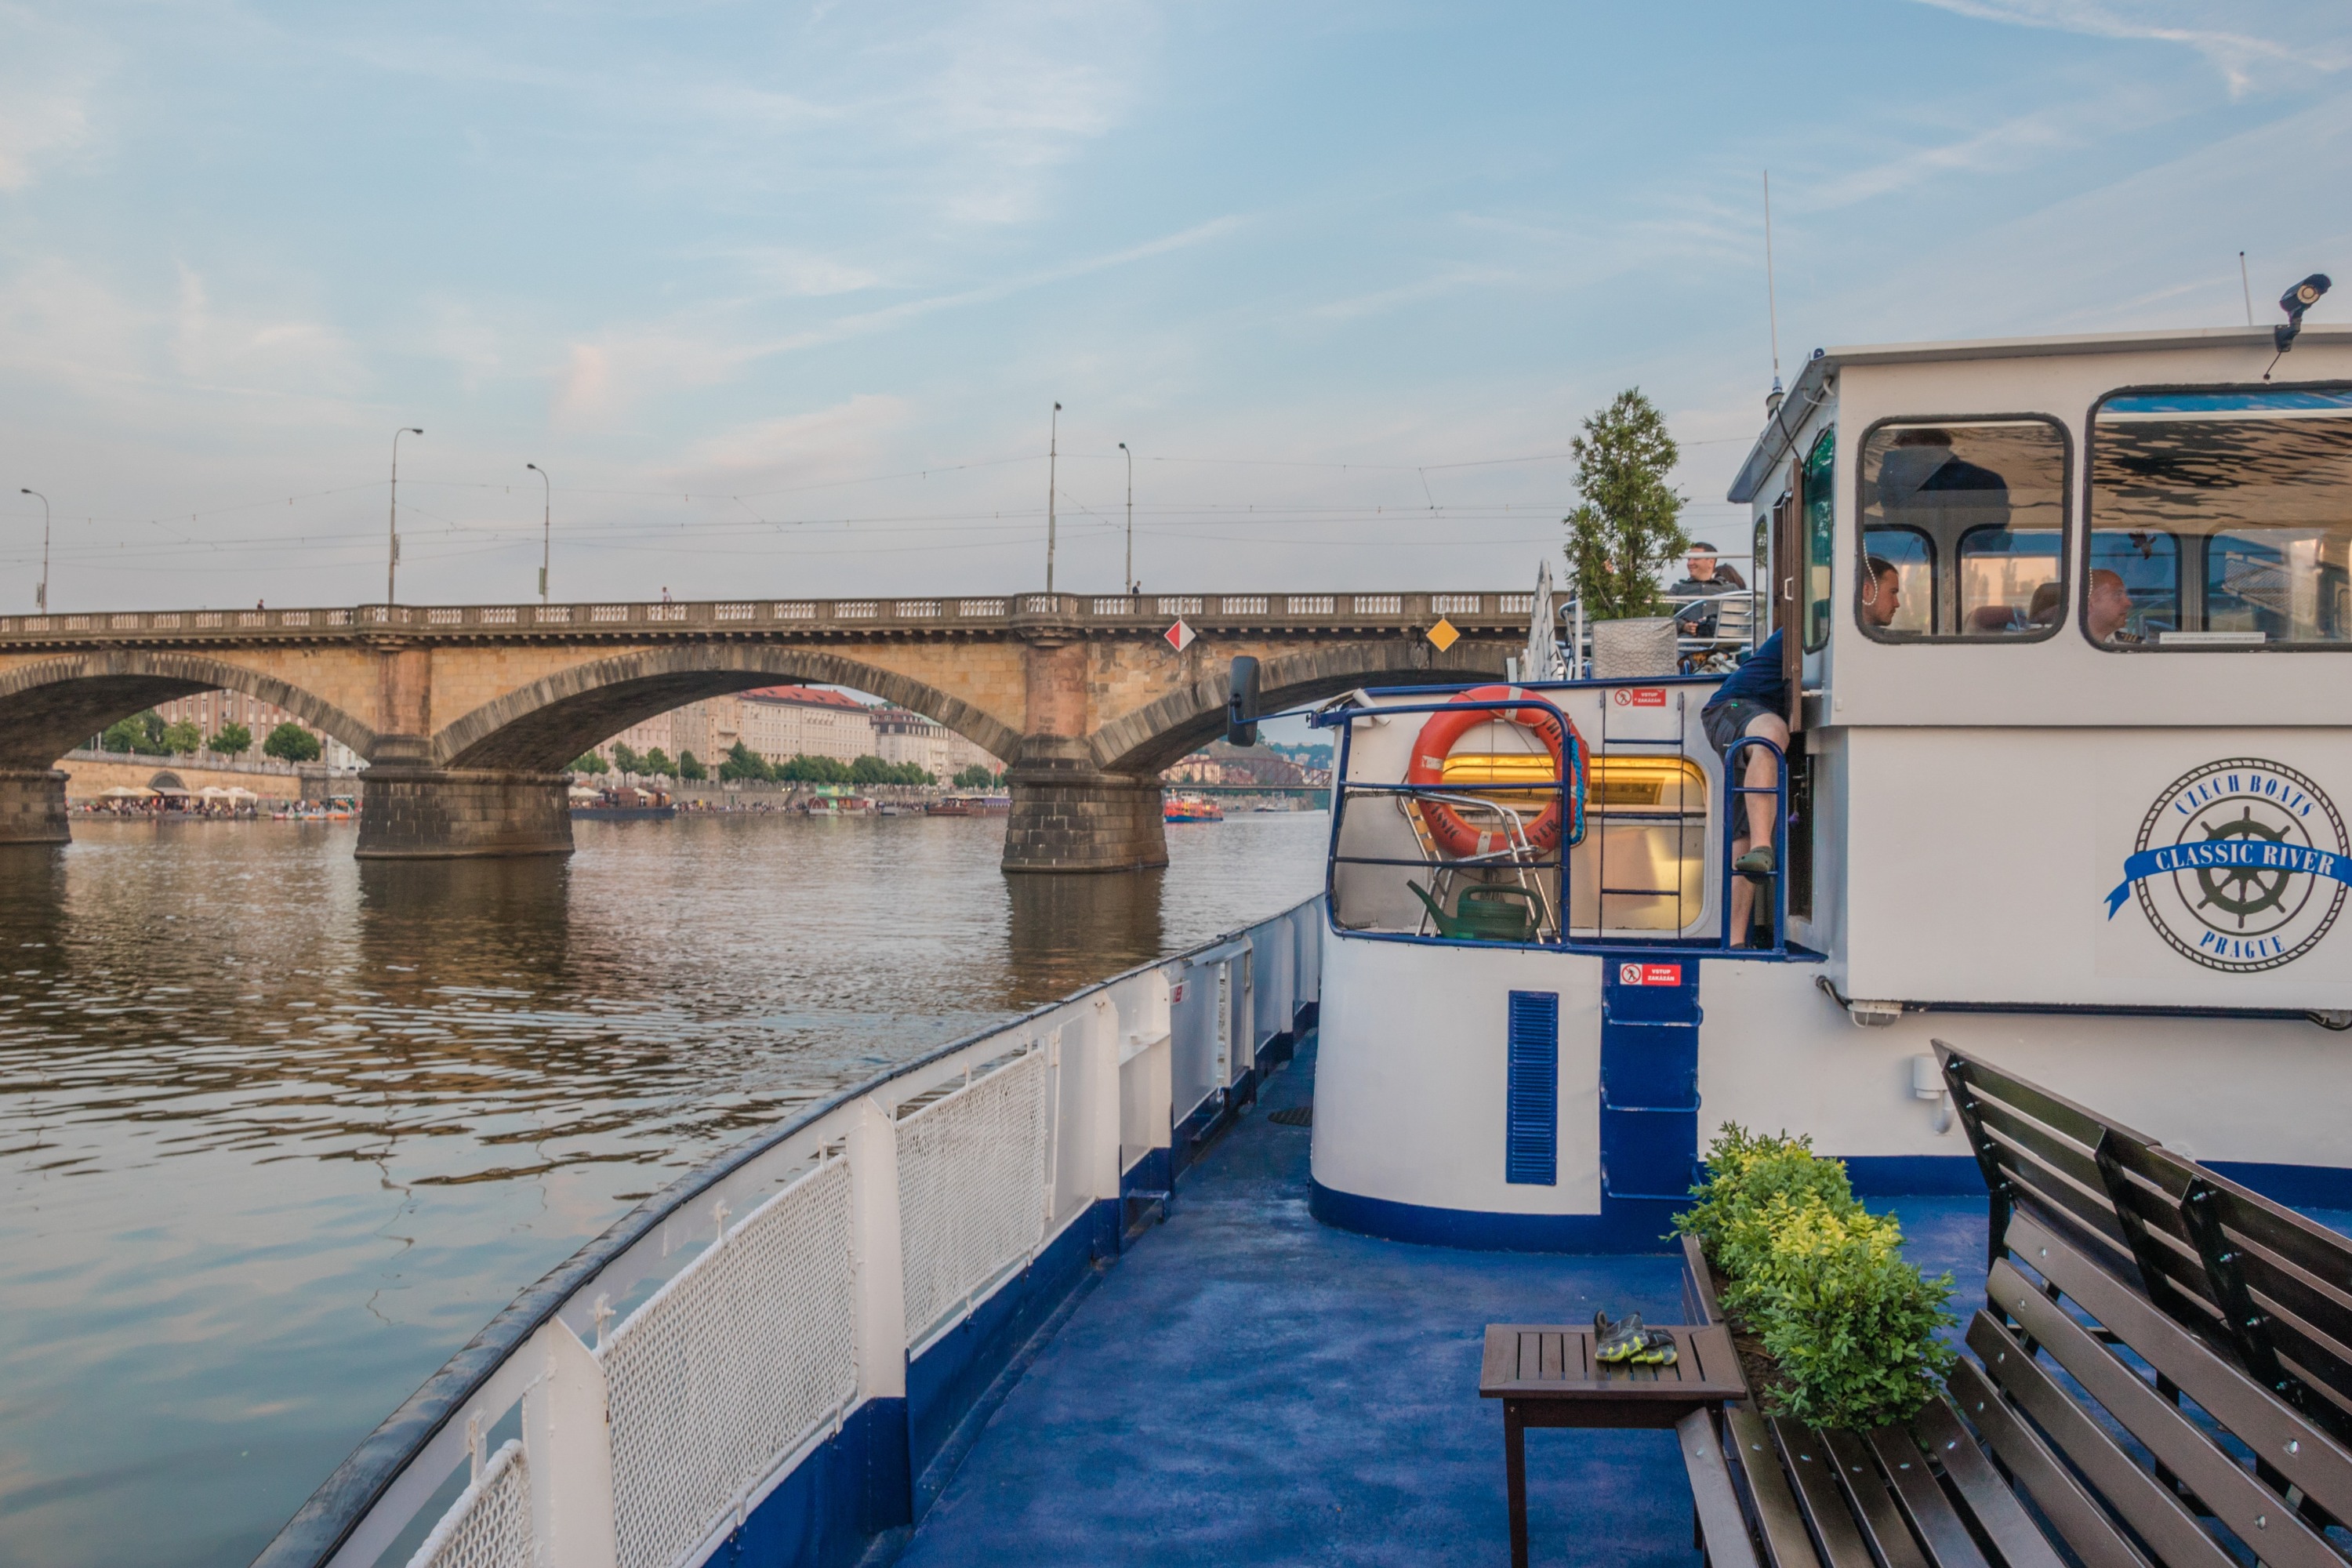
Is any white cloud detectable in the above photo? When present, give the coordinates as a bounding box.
[0,8,106,191]
[1906,0,2351,94]
[671,393,913,486]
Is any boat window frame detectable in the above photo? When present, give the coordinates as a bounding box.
[2082,379,2352,655]
[1853,411,2074,646]
[1801,426,1836,654]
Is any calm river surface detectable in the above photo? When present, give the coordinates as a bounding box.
[0,811,1326,1568]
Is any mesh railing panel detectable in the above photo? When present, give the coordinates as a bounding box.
[898,1051,1048,1345]
[601,1158,858,1568]
[406,1442,529,1568]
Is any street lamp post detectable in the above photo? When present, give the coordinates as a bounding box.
[526,463,550,604]
[1045,403,1061,595]
[20,489,49,612]
[1117,442,1133,597]
[388,426,423,604]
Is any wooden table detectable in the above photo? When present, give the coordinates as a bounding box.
[1480,1323,1748,1568]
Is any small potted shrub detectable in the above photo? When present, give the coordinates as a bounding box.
[1676,1125,1957,1431]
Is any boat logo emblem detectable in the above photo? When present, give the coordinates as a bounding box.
[2107,758,2350,972]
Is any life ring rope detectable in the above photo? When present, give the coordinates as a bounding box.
[1403,686,1586,858]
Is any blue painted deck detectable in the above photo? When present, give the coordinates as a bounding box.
[895,1040,1994,1568]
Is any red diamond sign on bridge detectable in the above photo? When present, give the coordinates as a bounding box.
[1164,619,1196,652]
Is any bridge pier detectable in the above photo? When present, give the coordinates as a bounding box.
[0,768,69,845]
[1000,740,1167,874]
[355,765,574,860]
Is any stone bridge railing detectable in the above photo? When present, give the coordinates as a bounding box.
[0,590,1535,646]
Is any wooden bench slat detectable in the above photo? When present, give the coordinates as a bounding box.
[1969,1094,2108,1201]
[2186,1163,2352,1317]
[1483,1323,1518,1388]
[1821,1428,1933,1568]
[1987,1260,2342,1568]
[1947,1357,2154,1568]
[1944,1058,2135,1149]
[1682,1410,1764,1568]
[1966,1312,2235,1568]
[1985,1136,2137,1256]
[1726,1406,1824,1568]
[1910,1397,2069,1568]
[1684,1236,1726,1327]
[1769,1417,1882,1568]
[2008,1212,2352,1524]
[1867,1423,1993,1568]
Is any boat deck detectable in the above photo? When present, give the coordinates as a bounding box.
[895,1040,1994,1568]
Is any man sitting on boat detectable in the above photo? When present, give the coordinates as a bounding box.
[2085,568,2140,644]
[1669,541,1746,636]
[1704,555,1901,942]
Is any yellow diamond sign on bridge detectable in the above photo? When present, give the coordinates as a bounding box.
[1425,616,1460,652]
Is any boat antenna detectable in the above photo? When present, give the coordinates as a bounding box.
[1763,171,1784,413]
[2240,252,2254,326]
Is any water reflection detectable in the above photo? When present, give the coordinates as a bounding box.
[0,810,1324,1568]
[1004,867,1167,998]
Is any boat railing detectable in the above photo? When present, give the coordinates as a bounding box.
[252,896,1325,1568]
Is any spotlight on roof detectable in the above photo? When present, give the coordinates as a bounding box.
[2274,273,2332,354]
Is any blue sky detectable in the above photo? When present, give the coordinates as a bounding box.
[1,0,2347,609]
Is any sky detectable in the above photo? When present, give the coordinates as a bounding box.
[1,0,2348,612]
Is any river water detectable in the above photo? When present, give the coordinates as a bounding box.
[0,811,1326,1568]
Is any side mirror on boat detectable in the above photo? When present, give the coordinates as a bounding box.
[1225,656,1261,747]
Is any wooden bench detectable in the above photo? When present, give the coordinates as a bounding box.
[1669,1047,2352,1568]
[1940,1041,2352,1450]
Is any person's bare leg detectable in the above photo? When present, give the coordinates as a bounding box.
[1740,711,1790,849]
[1729,831,1755,945]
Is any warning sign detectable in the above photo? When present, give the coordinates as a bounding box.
[1616,962,1683,987]
[1611,688,1668,707]
[1164,619,1196,652]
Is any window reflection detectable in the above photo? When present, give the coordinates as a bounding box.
[1860,420,2069,640]
[2090,390,2352,648]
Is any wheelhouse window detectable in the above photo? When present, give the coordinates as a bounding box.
[2089,389,2352,648]
[1859,419,2068,640]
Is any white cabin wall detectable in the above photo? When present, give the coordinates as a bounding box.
[1313,934,1604,1214]
[1698,958,2352,1170]
[1837,727,2352,1010]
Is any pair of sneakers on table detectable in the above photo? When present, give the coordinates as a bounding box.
[1593,1309,1678,1367]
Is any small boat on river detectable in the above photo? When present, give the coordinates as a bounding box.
[1163,794,1224,822]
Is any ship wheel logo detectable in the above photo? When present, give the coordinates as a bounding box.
[2118,759,2350,973]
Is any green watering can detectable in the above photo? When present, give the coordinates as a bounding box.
[1406,881,1539,942]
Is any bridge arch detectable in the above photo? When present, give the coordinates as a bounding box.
[0,650,379,770]
[1087,641,1512,777]
[432,645,1024,772]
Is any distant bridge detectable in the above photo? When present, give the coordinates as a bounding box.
[0,591,1527,870]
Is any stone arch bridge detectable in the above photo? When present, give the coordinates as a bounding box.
[0,590,1529,870]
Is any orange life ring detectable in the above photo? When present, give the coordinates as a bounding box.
[1406,686,1584,857]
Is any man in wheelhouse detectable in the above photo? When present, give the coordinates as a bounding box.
[1704,554,1902,944]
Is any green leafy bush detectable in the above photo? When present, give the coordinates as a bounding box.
[1675,1124,1857,1277]
[677,750,706,781]
[263,721,322,762]
[1678,1124,1955,1430]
